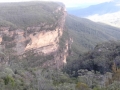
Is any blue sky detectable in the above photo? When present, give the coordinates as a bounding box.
[0,0,113,7]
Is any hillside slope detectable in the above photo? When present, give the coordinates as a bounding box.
[65,15,120,60]
[0,2,68,68]
[1,1,120,90]
[0,2,64,28]
[0,2,71,90]
[64,41,120,88]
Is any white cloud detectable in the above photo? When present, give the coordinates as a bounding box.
[116,4,120,6]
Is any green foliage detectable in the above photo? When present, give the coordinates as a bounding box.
[93,87,102,90]
[0,1,90,90]
[65,15,120,61]
[5,42,16,48]
[76,82,90,90]
[0,2,63,28]
[1,41,120,90]
[3,75,15,86]
[2,34,14,42]
[112,70,120,81]
[59,28,69,50]
[1,1,120,90]
[21,50,54,68]
[64,41,120,76]
[105,81,120,90]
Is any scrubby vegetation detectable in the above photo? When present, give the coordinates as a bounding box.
[1,40,120,90]
[64,41,120,75]
[65,14,120,55]
[63,41,120,89]
[0,1,63,28]
[1,1,120,90]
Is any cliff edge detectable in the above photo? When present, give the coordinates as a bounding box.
[0,2,68,68]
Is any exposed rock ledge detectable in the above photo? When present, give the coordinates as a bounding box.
[25,27,62,54]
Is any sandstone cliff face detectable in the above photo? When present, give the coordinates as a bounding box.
[25,26,61,54]
[0,5,67,67]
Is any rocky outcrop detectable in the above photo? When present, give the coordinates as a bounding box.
[0,4,68,68]
[25,27,61,54]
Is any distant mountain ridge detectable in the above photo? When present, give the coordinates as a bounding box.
[67,1,120,17]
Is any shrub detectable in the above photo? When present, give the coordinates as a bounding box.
[76,82,90,90]
[3,75,15,86]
